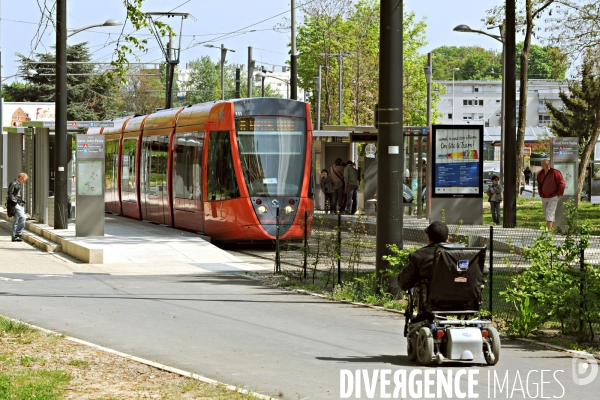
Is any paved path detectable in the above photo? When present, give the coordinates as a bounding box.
[1,223,598,398]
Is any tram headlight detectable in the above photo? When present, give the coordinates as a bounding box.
[284,205,294,214]
[257,205,268,214]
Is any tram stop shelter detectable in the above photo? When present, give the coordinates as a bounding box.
[313,125,429,218]
[1,121,113,228]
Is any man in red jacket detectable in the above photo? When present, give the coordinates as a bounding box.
[536,159,566,230]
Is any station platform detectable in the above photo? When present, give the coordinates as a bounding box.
[0,209,269,275]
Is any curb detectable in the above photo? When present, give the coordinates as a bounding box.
[1,315,275,400]
[515,337,600,360]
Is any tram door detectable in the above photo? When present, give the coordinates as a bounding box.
[173,131,204,233]
[141,134,170,225]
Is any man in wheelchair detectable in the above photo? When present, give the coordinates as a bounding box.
[397,221,500,366]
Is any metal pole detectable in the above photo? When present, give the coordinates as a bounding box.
[452,69,456,124]
[499,29,506,184]
[235,68,241,99]
[275,207,281,273]
[165,36,175,109]
[338,51,343,125]
[503,0,517,228]
[54,0,68,229]
[337,211,342,286]
[290,0,298,100]
[489,225,494,316]
[316,66,322,131]
[220,44,226,100]
[376,0,403,294]
[247,47,253,98]
[420,52,432,219]
[0,50,3,193]
[580,248,585,334]
[261,67,265,97]
[303,211,308,279]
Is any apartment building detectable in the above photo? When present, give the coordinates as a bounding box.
[436,79,568,128]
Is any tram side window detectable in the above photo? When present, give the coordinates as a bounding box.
[122,138,137,197]
[207,131,239,201]
[194,132,204,201]
[105,140,118,191]
[174,133,194,200]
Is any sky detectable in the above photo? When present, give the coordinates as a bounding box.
[0,0,513,83]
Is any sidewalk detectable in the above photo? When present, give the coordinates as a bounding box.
[0,209,269,275]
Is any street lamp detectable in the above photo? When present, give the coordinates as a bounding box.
[204,43,235,100]
[67,19,122,37]
[452,68,460,124]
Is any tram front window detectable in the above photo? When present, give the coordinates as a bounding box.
[236,117,306,197]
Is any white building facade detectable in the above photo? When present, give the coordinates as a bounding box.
[436,79,568,128]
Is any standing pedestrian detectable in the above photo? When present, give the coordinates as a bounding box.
[536,159,566,230]
[320,169,334,213]
[487,175,503,225]
[7,172,28,242]
[524,166,532,185]
[344,161,359,214]
[330,158,345,213]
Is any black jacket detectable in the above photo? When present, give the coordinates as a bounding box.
[8,179,23,205]
[397,243,440,291]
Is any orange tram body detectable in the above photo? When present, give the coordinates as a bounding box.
[87,98,314,242]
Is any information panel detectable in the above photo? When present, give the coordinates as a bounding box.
[432,125,483,197]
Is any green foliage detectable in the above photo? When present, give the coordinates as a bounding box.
[296,0,439,128]
[0,317,36,335]
[508,295,547,337]
[502,201,600,340]
[432,46,502,81]
[515,42,568,80]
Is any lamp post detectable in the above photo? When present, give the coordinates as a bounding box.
[453,22,515,227]
[452,67,459,124]
[67,19,122,37]
[54,12,122,230]
[204,43,235,100]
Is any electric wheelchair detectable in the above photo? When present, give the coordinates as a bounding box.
[404,243,501,366]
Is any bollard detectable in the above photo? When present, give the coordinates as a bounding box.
[579,248,585,334]
[489,225,494,317]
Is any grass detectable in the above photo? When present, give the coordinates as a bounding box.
[0,315,270,399]
[483,197,600,234]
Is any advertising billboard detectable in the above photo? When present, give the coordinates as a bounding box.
[432,125,483,197]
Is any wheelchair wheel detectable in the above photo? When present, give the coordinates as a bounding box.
[483,327,500,365]
[416,327,434,366]
[407,334,418,361]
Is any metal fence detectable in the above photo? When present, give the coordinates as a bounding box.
[268,211,600,337]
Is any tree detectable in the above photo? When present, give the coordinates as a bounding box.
[487,0,557,200]
[515,42,568,79]
[2,43,120,121]
[118,66,165,115]
[297,0,440,128]
[546,58,600,200]
[431,46,502,81]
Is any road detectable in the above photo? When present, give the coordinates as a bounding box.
[0,234,598,398]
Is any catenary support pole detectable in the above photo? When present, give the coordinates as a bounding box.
[247,47,253,99]
[376,0,403,294]
[235,68,241,99]
[290,0,297,100]
[54,0,68,229]
[503,0,517,228]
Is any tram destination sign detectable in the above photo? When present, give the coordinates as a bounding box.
[42,121,115,128]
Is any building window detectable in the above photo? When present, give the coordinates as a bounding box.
[539,115,552,126]
[448,113,453,120]
[463,99,484,106]
[463,113,473,120]
[448,99,453,107]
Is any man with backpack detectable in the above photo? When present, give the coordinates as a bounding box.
[7,172,28,242]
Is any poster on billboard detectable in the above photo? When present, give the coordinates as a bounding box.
[1,102,55,129]
[2,102,56,187]
[432,125,483,197]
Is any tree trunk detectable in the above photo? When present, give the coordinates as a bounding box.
[577,101,600,200]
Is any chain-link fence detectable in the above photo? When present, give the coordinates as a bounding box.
[266,211,600,337]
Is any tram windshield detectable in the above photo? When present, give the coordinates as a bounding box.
[236,116,306,197]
